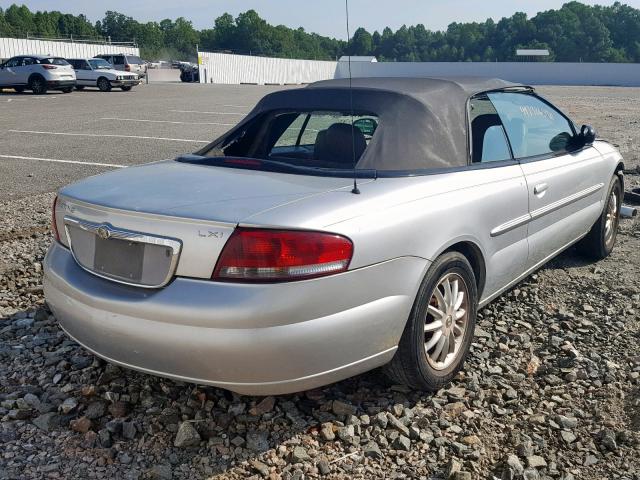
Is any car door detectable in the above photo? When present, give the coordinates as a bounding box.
[15,57,36,84]
[468,94,530,299]
[0,58,10,85]
[74,60,93,85]
[488,91,608,270]
[86,60,101,85]
[0,57,22,86]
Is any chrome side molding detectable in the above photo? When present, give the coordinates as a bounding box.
[491,183,604,237]
[529,183,604,221]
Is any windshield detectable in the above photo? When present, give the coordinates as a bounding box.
[89,58,112,70]
[39,57,69,65]
[199,110,379,171]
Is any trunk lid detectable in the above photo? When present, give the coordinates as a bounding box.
[59,159,358,223]
[56,159,361,282]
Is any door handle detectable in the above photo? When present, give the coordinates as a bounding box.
[534,183,548,195]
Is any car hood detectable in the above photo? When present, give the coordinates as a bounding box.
[59,159,366,224]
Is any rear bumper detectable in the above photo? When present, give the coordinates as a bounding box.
[47,80,76,88]
[44,242,428,395]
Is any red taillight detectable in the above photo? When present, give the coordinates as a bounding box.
[52,196,61,243]
[42,64,57,70]
[213,228,353,282]
[125,64,131,72]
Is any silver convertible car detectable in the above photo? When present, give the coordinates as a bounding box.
[44,77,624,395]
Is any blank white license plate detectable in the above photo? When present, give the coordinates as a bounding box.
[93,236,145,282]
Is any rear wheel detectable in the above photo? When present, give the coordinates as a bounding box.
[576,175,622,260]
[383,251,477,391]
[29,76,47,95]
[121,85,133,91]
[97,77,112,92]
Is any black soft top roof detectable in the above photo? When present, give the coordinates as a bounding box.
[308,76,520,100]
[222,77,531,172]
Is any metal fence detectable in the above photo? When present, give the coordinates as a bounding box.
[336,61,640,87]
[0,37,139,61]
[197,51,338,85]
[195,50,640,87]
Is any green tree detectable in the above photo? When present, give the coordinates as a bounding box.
[162,17,199,58]
[349,27,372,56]
[5,4,35,35]
[97,11,138,41]
[0,8,14,36]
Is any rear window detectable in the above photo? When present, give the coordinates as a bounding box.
[126,56,144,64]
[38,57,69,65]
[201,110,379,170]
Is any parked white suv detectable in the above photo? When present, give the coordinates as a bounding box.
[95,54,146,79]
[0,55,76,94]
[67,58,140,92]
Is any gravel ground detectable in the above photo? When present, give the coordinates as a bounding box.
[1,85,639,480]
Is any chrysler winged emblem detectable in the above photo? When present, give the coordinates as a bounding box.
[97,226,111,240]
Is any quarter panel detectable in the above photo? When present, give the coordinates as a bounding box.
[246,165,530,301]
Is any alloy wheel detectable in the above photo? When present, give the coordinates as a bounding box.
[424,273,470,370]
[31,78,45,94]
[604,188,619,247]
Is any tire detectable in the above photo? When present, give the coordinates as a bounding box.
[120,86,133,91]
[576,175,622,260]
[61,87,73,94]
[75,86,85,91]
[97,77,112,92]
[29,75,47,95]
[383,251,478,391]
[14,86,25,93]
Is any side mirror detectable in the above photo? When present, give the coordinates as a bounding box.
[550,132,573,152]
[579,124,596,146]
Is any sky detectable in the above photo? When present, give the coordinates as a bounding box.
[2,0,640,38]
